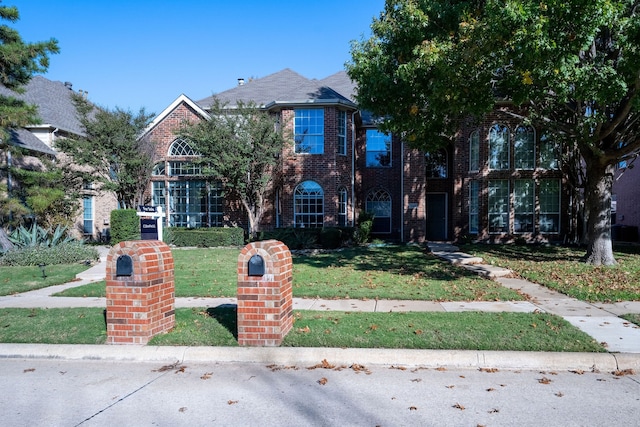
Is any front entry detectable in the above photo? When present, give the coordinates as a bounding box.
[426,193,447,241]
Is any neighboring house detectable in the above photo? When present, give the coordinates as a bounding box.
[0,76,117,240]
[143,68,572,243]
[612,159,640,242]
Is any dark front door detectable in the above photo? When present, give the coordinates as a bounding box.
[426,193,447,241]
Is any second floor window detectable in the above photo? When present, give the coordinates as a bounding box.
[337,110,347,155]
[366,129,392,167]
[425,149,448,178]
[514,125,535,169]
[294,109,324,154]
[469,130,480,171]
[489,124,510,170]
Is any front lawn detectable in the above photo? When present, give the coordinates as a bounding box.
[460,244,640,302]
[55,245,523,301]
[0,264,90,296]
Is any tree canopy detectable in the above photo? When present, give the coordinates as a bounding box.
[178,99,286,238]
[348,0,640,265]
[56,95,155,209]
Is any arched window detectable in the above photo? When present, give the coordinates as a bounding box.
[152,162,165,176]
[338,187,348,227]
[489,124,509,170]
[425,149,447,178]
[366,189,391,233]
[168,138,199,156]
[469,130,480,171]
[514,125,535,169]
[294,181,324,228]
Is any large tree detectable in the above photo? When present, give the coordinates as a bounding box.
[0,3,59,234]
[348,0,640,265]
[178,99,286,239]
[56,95,155,209]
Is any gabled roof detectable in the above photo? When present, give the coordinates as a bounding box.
[196,68,357,111]
[318,70,357,103]
[0,75,84,135]
[140,94,210,139]
[7,128,57,156]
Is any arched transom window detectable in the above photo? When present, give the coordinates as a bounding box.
[366,189,392,233]
[294,180,324,228]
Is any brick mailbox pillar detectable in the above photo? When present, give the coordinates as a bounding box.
[237,240,293,346]
[105,240,175,344]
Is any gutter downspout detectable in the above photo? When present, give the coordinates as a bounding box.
[351,111,357,227]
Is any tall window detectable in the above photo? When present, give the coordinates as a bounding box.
[425,149,447,178]
[366,129,392,167]
[152,181,165,207]
[366,189,392,233]
[540,179,560,233]
[294,109,324,154]
[83,196,94,235]
[514,125,535,169]
[488,180,509,233]
[539,134,560,170]
[338,187,348,227]
[337,110,347,155]
[469,130,480,171]
[514,180,534,233]
[168,181,223,227]
[469,180,479,234]
[489,124,510,170]
[294,180,324,227]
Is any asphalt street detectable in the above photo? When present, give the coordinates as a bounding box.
[1,357,639,426]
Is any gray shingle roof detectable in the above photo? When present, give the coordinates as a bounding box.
[196,68,357,110]
[0,75,85,155]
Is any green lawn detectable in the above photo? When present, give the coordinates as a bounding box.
[460,243,640,302]
[0,264,90,296]
[56,245,523,301]
[0,307,604,352]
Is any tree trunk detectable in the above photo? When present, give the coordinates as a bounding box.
[582,159,616,266]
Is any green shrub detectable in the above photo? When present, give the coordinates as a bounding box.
[259,227,355,250]
[169,227,244,247]
[0,242,99,266]
[354,211,374,245]
[110,209,139,244]
[320,227,343,249]
[8,224,74,248]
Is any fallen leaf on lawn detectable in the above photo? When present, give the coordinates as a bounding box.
[318,377,328,385]
[538,377,552,384]
[453,403,465,410]
[414,329,423,335]
[201,372,212,380]
[297,326,311,334]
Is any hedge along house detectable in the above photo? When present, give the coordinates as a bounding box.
[0,76,117,241]
[142,69,570,243]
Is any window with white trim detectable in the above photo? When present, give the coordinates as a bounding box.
[539,179,560,233]
[513,179,534,233]
[294,180,324,227]
[337,110,347,155]
[489,124,510,170]
[168,180,223,228]
[169,138,199,156]
[83,196,94,235]
[469,180,479,234]
[514,125,535,169]
[488,179,509,233]
[338,187,348,227]
[366,189,392,233]
[294,109,324,154]
[469,130,480,171]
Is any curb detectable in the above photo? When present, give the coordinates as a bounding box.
[1,343,638,372]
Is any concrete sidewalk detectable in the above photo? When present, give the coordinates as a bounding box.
[1,243,639,369]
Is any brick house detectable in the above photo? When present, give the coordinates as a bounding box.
[143,69,569,243]
[612,159,640,242]
[0,76,117,241]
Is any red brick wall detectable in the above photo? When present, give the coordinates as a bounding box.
[105,240,175,344]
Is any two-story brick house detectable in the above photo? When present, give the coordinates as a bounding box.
[142,69,569,244]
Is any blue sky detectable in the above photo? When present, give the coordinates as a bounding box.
[12,0,384,115]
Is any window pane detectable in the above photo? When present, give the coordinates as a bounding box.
[294,109,324,154]
[294,180,324,227]
[539,134,560,170]
[169,138,199,156]
[513,180,534,233]
[426,149,447,178]
[366,189,391,233]
[469,180,479,234]
[540,179,560,233]
[338,187,347,226]
[489,124,509,170]
[366,130,392,167]
[83,196,93,234]
[168,180,222,227]
[514,126,535,169]
[488,180,509,233]
[337,110,347,155]
[469,130,480,171]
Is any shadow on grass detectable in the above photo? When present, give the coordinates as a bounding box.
[206,304,238,339]
[459,243,586,263]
